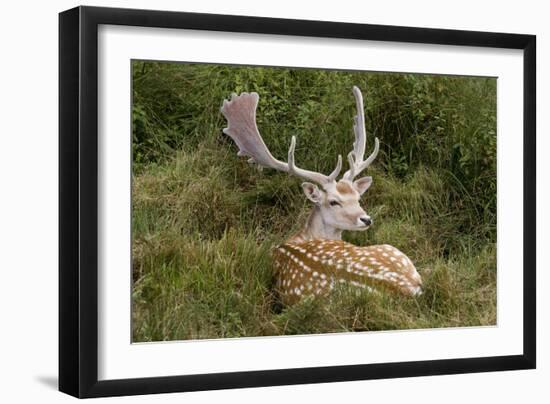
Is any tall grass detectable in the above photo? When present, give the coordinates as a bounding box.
[131,61,497,342]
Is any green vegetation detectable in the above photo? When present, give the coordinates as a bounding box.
[132,61,497,341]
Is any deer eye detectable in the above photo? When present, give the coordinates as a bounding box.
[329,200,341,207]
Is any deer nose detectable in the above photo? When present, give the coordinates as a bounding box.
[360,217,372,226]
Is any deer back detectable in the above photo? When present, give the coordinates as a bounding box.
[272,239,422,305]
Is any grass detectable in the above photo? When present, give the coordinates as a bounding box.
[131,61,497,342]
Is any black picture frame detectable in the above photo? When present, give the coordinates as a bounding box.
[59,5,536,398]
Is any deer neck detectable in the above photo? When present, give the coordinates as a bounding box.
[289,206,342,243]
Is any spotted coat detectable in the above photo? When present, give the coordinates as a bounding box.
[272,239,422,305]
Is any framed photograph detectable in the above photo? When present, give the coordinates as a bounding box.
[59,5,536,398]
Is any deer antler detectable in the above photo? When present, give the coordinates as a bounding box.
[342,86,380,181]
[221,92,342,186]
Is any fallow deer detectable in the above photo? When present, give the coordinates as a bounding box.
[221,86,422,305]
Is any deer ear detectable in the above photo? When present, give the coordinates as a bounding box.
[301,182,324,204]
[353,176,373,195]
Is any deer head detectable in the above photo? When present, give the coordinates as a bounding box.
[221,86,379,237]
